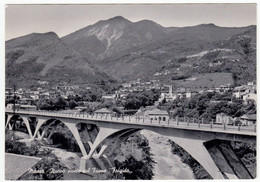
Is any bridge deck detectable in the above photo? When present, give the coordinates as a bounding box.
[5,109,256,136]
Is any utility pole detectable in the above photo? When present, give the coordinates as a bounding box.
[7,88,11,105]
[13,84,16,114]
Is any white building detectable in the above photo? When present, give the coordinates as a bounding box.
[94,108,115,118]
[215,113,233,125]
[144,108,169,122]
[240,114,256,126]
[243,93,257,104]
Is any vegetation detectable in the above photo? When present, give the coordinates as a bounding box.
[231,141,256,178]
[5,130,67,180]
[118,89,160,110]
[92,133,155,180]
[113,133,155,179]
[159,91,256,121]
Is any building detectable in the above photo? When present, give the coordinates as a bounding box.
[39,92,50,100]
[6,103,37,111]
[19,105,37,111]
[216,84,231,93]
[30,94,39,100]
[215,113,233,125]
[94,108,114,117]
[242,93,257,104]
[233,84,256,99]
[144,108,169,122]
[240,114,256,126]
[5,88,12,99]
[75,106,89,112]
[6,104,20,111]
[102,94,116,101]
[19,98,34,105]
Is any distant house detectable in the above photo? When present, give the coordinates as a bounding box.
[6,104,20,111]
[144,108,169,122]
[66,90,75,97]
[240,114,256,126]
[39,92,50,100]
[185,90,198,98]
[19,105,37,111]
[102,94,116,101]
[75,106,89,112]
[233,85,255,99]
[5,88,12,99]
[242,93,257,104]
[215,113,233,125]
[6,103,37,111]
[49,91,59,99]
[19,98,34,105]
[30,94,39,100]
[216,84,231,93]
[186,91,192,98]
[94,108,114,117]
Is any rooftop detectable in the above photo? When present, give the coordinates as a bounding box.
[5,153,42,180]
[241,114,256,121]
[94,108,113,114]
[147,109,168,115]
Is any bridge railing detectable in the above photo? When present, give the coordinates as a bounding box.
[6,109,256,133]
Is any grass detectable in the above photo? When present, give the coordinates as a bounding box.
[173,72,234,88]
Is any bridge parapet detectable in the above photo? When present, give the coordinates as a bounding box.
[5,109,256,135]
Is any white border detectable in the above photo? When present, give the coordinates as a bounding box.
[0,1,259,182]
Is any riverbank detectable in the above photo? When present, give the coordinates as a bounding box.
[140,130,194,179]
[168,140,212,179]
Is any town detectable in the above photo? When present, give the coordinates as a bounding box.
[5,78,257,126]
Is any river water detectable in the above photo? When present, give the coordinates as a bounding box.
[140,130,194,180]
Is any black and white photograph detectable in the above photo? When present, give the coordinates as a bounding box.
[4,2,257,180]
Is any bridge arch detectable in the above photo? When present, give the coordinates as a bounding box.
[81,126,224,179]
[5,114,33,138]
[34,118,59,140]
[33,118,82,152]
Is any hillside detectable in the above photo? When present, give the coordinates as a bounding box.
[96,24,255,85]
[172,73,234,89]
[6,17,256,88]
[62,16,170,61]
[170,24,250,42]
[90,21,255,84]
[5,32,115,88]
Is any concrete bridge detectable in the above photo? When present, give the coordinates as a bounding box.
[5,109,256,179]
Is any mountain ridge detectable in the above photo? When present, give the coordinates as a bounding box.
[5,32,115,88]
[6,16,256,88]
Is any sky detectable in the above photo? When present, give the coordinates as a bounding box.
[5,4,257,40]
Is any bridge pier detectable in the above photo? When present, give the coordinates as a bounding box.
[33,118,47,139]
[21,117,33,138]
[168,137,225,179]
[5,114,13,129]
[63,122,88,156]
[86,127,122,159]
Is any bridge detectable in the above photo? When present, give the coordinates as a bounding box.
[5,109,256,179]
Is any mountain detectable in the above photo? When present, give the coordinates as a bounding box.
[62,16,255,83]
[6,16,256,88]
[170,24,250,42]
[62,16,170,61]
[5,32,115,88]
[157,25,257,86]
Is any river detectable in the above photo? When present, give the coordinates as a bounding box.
[140,130,194,180]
